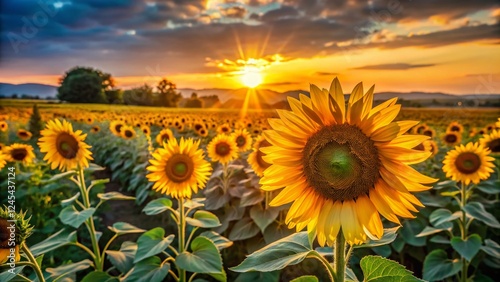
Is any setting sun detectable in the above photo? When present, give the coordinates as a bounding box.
[240,67,262,88]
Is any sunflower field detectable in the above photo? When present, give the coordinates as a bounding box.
[1,78,500,282]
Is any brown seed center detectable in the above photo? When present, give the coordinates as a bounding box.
[236,135,246,147]
[487,139,500,153]
[256,140,271,170]
[56,132,79,159]
[0,218,10,248]
[215,142,230,156]
[165,154,194,183]
[11,148,28,161]
[454,152,481,174]
[445,134,457,143]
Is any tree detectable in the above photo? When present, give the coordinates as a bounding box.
[28,103,43,137]
[157,78,181,107]
[57,66,114,103]
[123,84,155,105]
[185,92,203,108]
[105,89,124,104]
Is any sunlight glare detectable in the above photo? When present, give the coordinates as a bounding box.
[240,67,262,88]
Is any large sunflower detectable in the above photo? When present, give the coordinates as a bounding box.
[232,129,253,152]
[247,135,271,177]
[260,78,437,246]
[207,134,239,165]
[479,129,500,155]
[443,142,495,185]
[146,137,212,198]
[5,144,36,165]
[38,119,93,171]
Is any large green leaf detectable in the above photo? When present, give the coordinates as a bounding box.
[106,241,137,274]
[30,229,77,256]
[176,236,226,281]
[429,209,461,227]
[142,198,173,215]
[123,256,170,282]
[59,206,96,229]
[108,222,146,235]
[481,239,500,258]
[46,259,94,281]
[475,180,500,194]
[290,276,319,282]
[355,227,400,248]
[361,255,422,282]
[43,170,77,183]
[345,267,359,282]
[462,202,500,228]
[199,231,233,250]
[423,249,462,281]
[61,192,81,207]
[229,217,260,241]
[81,271,119,282]
[250,205,279,233]
[230,231,315,273]
[134,228,175,263]
[0,265,24,282]
[416,226,447,237]
[450,234,482,262]
[234,271,280,282]
[97,191,135,201]
[185,210,221,228]
[400,219,426,247]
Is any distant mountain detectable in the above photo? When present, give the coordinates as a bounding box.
[0,83,57,98]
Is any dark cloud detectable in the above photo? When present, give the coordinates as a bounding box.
[221,6,247,18]
[260,5,299,22]
[352,63,435,70]
[261,81,298,86]
[315,72,339,76]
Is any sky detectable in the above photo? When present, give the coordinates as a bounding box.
[0,0,499,94]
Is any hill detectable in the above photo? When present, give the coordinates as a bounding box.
[0,83,58,98]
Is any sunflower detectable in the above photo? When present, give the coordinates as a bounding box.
[443,142,495,185]
[422,128,435,138]
[447,121,464,133]
[196,127,209,137]
[0,153,6,170]
[427,140,439,156]
[146,137,212,198]
[90,125,100,133]
[0,208,33,264]
[260,78,436,246]
[120,126,136,140]
[479,129,500,155]
[0,121,7,132]
[217,124,232,135]
[5,144,35,165]
[496,118,500,129]
[38,119,93,171]
[247,135,271,177]
[0,143,5,152]
[156,128,175,146]
[141,125,151,136]
[232,129,253,152]
[412,124,428,134]
[17,129,32,141]
[207,134,239,165]
[443,131,461,147]
[109,120,125,137]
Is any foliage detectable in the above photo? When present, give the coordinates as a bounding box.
[28,103,43,137]
[57,66,114,103]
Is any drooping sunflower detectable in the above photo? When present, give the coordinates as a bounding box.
[38,119,93,171]
[260,78,437,246]
[109,120,125,137]
[443,142,495,185]
[146,137,212,198]
[0,208,33,264]
[443,131,461,147]
[5,144,35,165]
[446,121,464,133]
[207,134,239,165]
[479,129,500,155]
[120,125,136,140]
[90,125,100,133]
[0,121,7,132]
[156,128,175,146]
[247,135,271,177]
[17,129,32,141]
[232,129,253,152]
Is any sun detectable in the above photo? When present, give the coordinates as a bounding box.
[240,67,262,88]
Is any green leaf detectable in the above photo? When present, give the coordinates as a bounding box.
[0,265,24,282]
[106,241,137,274]
[86,163,106,171]
[416,226,447,237]
[97,191,135,201]
[234,271,280,282]
[176,236,226,281]
[250,205,279,233]
[30,229,77,256]
[355,227,400,248]
[361,255,422,282]
[46,259,94,280]
[240,189,265,207]
[199,231,233,250]
[481,239,500,258]
[185,210,221,228]
[134,228,175,263]
[230,231,314,273]
[142,198,173,215]
[59,206,96,229]
[81,271,119,282]
[429,209,461,227]
[290,275,319,282]
[61,192,81,207]
[450,234,482,262]
[463,202,500,228]
[400,219,426,247]
[185,198,206,209]
[123,256,170,282]
[43,170,77,183]
[345,267,359,282]
[108,222,146,235]
[476,180,500,194]
[429,235,450,244]
[423,249,462,281]
[229,217,260,241]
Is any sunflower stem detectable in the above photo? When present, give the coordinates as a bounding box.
[334,231,346,282]
[21,242,45,282]
[459,182,469,282]
[178,198,187,282]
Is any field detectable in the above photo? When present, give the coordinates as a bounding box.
[0,98,499,282]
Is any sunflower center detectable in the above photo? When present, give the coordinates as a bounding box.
[11,148,28,161]
[454,152,481,174]
[423,130,433,137]
[125,130,133,138]
[19,132,29,137]
[236,136,246,147]
[56,132,79,159]
[165,154,194,183]
[115,124,123,133]
[302,124,380,201]
[413,143,425,151]
[487,139,500,153]
[445,134,457,143]
[450,125,460,132]
[215,142,230,156]
[0,218,9,248]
